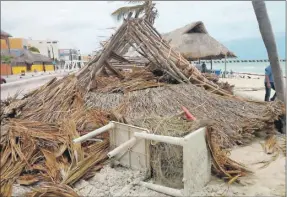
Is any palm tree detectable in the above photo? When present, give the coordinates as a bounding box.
[252,0,286,133]
[111,0,158,25]
[252,1,285,103]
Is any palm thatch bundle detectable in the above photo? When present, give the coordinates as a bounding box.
[0,75,113,196]
[162,21,236,60]
[0,18,285,196]
[85,83,283,147]
[84,81,283,187]
[0,106,110,196]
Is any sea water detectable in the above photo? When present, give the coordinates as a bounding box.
[206,61,286,75]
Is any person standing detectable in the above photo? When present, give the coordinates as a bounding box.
[264,65,276,101]
[201,62,207,73]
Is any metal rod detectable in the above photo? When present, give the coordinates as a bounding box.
[73,122,114,143]
[134,132,184,146]
[107,137,137,158]
[139,181,183,197]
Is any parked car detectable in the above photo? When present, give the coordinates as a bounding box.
[1,77,7,84]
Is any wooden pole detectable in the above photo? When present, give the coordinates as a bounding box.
[104,60,125,79]
[224,54,227,78]
[284,62,287,134]
[210,59,213,71]
[89,22,128,84]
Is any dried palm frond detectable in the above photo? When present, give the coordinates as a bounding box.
[255,134,286,169]
[16,175,40,186]
[1,102,110,196]
[206,126,252,182]
[62,140,109,185]
[0,134,36,197]
[263,135,278,155]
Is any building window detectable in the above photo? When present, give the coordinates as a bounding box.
[39,42,42,44]
[52,41,57,44]
[47,42,51,44]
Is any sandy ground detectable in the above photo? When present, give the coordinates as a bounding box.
[221,75,286,101]
[191,140,285,197]
[10,76,286,197]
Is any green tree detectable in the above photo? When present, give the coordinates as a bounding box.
[28,46,40,53]
[1,55,13,64]
[111,0,158,25]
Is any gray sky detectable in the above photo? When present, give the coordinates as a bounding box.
[1,1,285,54]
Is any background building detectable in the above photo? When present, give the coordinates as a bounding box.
[81,54,92,62]
[27,39,59,60]
[58,49,79,61]
[1,33,55,75]
[1,30,13,75]
[1,37,29,57]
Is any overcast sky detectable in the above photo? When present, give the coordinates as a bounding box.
[1,1,285,54]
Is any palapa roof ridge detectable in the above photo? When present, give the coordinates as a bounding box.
[162,21,236,60]
[81,18,233,97]
[162,21,208,36]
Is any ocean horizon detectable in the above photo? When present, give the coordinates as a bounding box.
[197,61,286,76]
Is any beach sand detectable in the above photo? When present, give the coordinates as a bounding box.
[221,75,285,101]
[11,77,286,196]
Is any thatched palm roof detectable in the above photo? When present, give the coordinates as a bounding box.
[1,50,16,58]
[1,30,12,38]
[31,52,53,63]
[11,50,52,65]
[162,21,236,60]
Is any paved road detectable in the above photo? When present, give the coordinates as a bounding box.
[1,72,69,100]
[2,70,69,83]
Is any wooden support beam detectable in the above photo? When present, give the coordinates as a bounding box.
[104,60,125,79]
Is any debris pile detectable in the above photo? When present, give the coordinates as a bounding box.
[0,100,110,196]
[0,18,285,196]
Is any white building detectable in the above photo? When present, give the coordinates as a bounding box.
[27,39,60,60]
[58,49,79,61]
